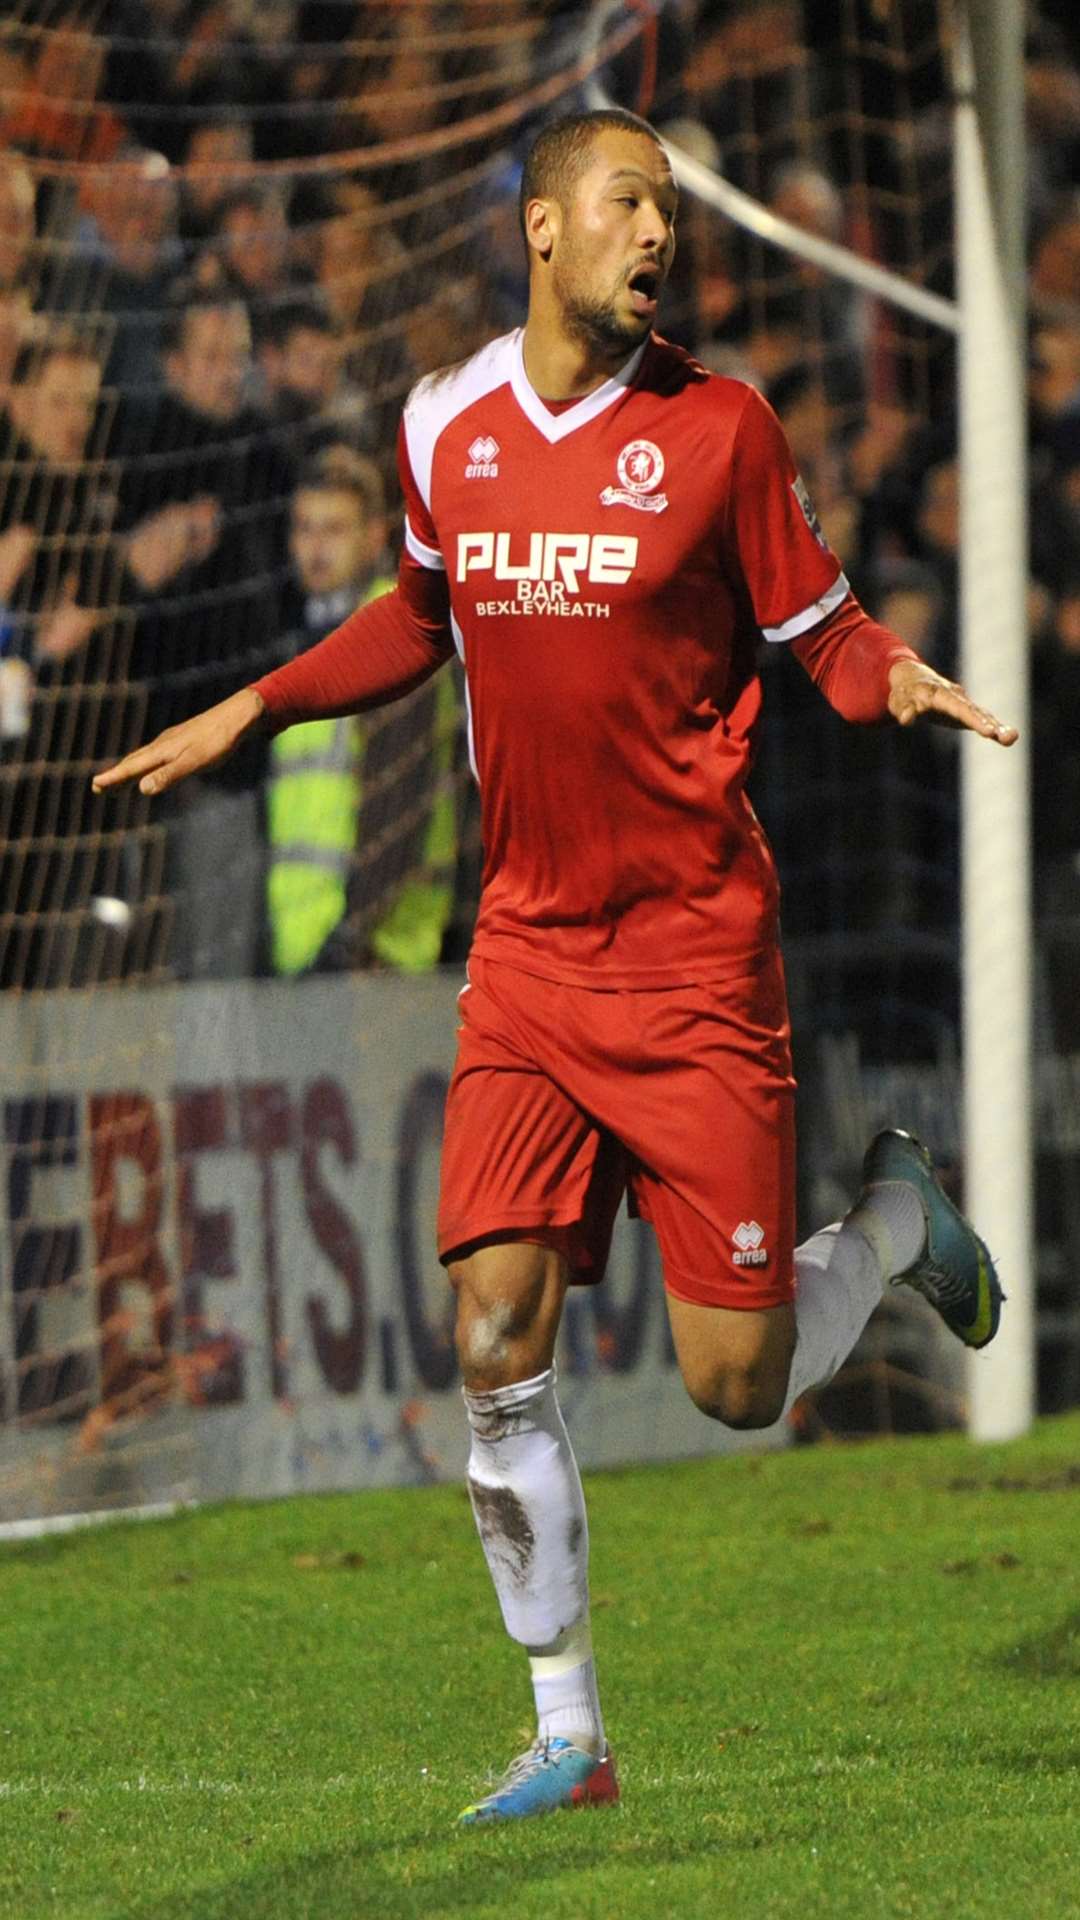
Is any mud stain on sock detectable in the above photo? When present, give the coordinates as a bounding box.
[468,1478,536,1585]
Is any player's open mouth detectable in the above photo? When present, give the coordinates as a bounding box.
[627,266,661,315]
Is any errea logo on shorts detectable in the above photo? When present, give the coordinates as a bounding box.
[466,435,499,478]
[732,1220,768,1267]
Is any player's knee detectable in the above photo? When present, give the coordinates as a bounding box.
[449,1241,566,1390]
[454,1294,524,1382]
[687,1362,788,1431]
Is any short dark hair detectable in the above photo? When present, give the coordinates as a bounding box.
[215,184,285,230]
[518,107,663,240]
[294,446,385,522]
[258,293,339,352]
[162,280,248,354]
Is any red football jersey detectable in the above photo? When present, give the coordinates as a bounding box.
[398,328,847,987]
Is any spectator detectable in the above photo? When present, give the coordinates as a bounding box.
[0,154,39,387]
[1030,192,1080,320]
[402,274,491,385]
[1032,575,1080,881]
[0,326,175,990]
[254,292,373,462]
[870,558,948,667]
[110,285,293,978]
[110,281,289,682]
[0,9,127,167]
[177,107,255,253]
[1025,14,1080,214]
[266,449,456,976]
[209,185,296,307]
[262,0,355,164]
[766,162,868,418]
[1029,317,1080,464]
[167,3,246,111]
[0,323,247,668]
[231,0,321,166]
[256,293,344,420]
[44,148,180,397]
[0,331,117,669]
[688,2,804,197]
[313,183,415,449]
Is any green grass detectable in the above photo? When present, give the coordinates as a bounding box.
[2,1417,1080,1920]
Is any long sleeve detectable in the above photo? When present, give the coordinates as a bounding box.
[790,592,920,724]
[251,549,454,730]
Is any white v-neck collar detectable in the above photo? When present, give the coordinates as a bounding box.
[509,328,648,444]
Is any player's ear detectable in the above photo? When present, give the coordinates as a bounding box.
[524,194,558,263]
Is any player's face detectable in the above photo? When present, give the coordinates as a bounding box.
[552,131,677,354]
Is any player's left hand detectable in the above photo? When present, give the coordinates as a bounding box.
[887,659,1018,745]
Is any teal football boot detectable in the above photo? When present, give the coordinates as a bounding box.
[861,1129,1003,1348]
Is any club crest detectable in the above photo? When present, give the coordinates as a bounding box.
[600,438,668,513]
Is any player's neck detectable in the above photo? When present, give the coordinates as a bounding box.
[520,310,639,403]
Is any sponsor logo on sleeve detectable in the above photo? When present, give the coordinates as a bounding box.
[600,438,668,513]
[792,474,829,550]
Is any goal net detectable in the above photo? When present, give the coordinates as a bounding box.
[0,1,1045,1525]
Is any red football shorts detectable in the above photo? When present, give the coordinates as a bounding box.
[437,951,796,1311]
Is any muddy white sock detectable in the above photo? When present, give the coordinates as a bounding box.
[781,1220,887,1416]
[463,1367,601,1747]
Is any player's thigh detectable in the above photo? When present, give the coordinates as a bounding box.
[630,954,797,1314]
[448,1236,571,1391]
[439,960,620,1388]
[665,1292,796,1427]
[439,961,626,1262]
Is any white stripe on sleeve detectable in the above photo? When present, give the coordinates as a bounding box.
[405,516,446,571]
[762,570,850,643]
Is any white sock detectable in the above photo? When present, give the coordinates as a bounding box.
[781,1219,887,1417]
[463,1367,604,1753]
[529,1619,605,1753]
[846,1181,927,1281]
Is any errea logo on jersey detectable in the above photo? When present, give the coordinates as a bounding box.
[466,435,499,478]
[732,1220,768,1267]
[457,531,638,594]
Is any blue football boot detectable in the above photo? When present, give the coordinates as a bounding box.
[457,1736,619,1826]
[861,1128,1003,1349]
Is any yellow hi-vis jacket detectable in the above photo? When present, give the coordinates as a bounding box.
[266,576,457,976]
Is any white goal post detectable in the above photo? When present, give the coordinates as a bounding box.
[954,0,1033,1441]
[590,0,1034,1439]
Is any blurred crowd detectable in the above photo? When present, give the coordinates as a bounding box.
[0,0,1077,1028]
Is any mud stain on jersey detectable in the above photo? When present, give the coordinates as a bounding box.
[468,1478,536,1585]
[567,1516,584,1559]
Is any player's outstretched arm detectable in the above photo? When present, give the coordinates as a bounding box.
[92,686,265,797]
[886,658,1018,745]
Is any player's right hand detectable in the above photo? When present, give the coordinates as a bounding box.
[91,686,266,797]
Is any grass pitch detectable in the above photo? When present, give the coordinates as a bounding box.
[2,1415,1079,1920]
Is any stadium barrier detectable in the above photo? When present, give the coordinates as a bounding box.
[5,950,1078,1530]
[0,967,784,1530]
